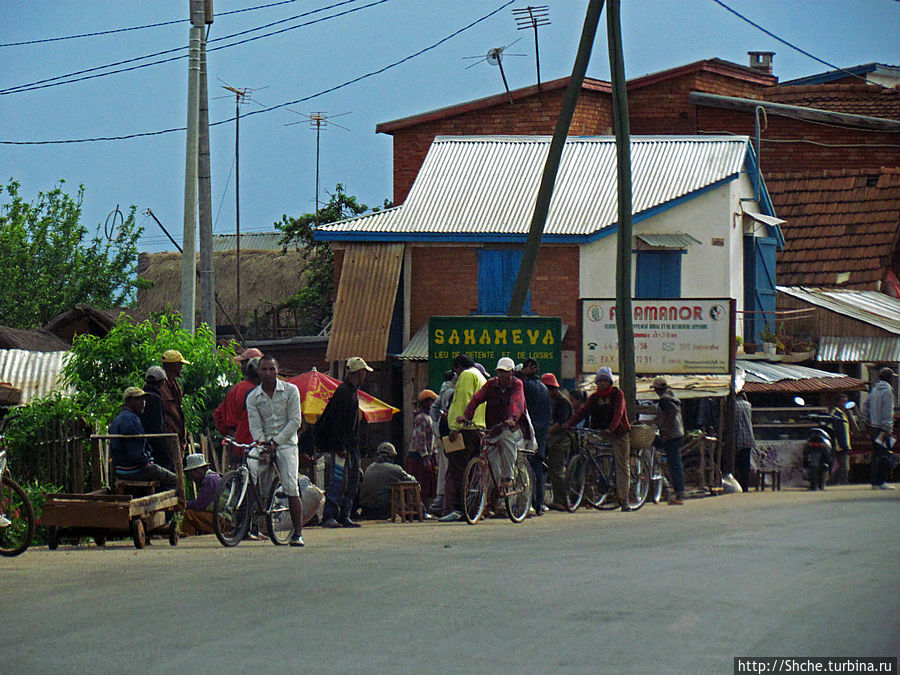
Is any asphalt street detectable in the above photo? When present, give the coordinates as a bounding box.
[2,485,897,674]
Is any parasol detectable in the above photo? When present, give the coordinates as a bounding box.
[286,368,400,424]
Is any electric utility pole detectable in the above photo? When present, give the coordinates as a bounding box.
[198,0,215,335]
[223,84,251,329]
[607,0,636,420]
[181,0,204,332]
[507,0,604,316]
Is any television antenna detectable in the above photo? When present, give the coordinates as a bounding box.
[285,110,351,224]
[463,38,525,104]
[513,5,550,95]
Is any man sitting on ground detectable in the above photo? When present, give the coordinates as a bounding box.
[181,453,222,535]
[358,443,418,520]
[109,386,177,490]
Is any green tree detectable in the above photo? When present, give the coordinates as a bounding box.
[275,184,372,333]
[0,180,143,328]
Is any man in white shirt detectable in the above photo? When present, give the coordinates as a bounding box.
[246,355,305,546]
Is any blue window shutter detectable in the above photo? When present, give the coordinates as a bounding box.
[635,251,681,299]
[743,235,777,342]
[478,250,530,314]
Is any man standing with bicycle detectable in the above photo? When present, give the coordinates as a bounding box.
[246,355,305,547]
[563,367,632,511]
[458,357,527,496]
[650,377,687,505]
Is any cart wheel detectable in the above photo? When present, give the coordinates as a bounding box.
[168,520,179,547]
[94,533,107,547]
[47,526,59,551]
[130,518,146,549]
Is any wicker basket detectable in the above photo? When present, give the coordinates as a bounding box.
[630,423,657,450]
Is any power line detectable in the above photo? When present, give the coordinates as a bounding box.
[0,2,514,145]
[711,0,898,93]
[0,0,369,95]
[0,0,303,48]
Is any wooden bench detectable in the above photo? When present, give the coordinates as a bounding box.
[114,480,160,497]
[755,468,782,491]
[390,481,423,522]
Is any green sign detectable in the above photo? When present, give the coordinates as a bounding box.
[428,316,562,391]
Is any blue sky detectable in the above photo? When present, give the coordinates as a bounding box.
[1,0,897,252]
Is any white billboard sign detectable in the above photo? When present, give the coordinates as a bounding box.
[581,298,735,374]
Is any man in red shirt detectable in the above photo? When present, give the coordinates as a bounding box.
[214,348,263,461]
[458,357,526,492]
[564,366,633,510]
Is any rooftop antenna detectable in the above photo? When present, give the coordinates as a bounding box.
[512,5,550,96]
[463,38,525,104]
[285,110,351,226]
[219,79,260,329]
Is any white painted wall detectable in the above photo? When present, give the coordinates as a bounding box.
[578,171,766,338]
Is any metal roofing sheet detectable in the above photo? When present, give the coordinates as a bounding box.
[0,349,70,404]
[636,233,701,248]
[394,324,428,361]
[816,336,900,363]
[737,359,848,384]
[737,359,865,393]
[327,243,404,363]
[319,136,749,237]
[777,286,900,334]
[743,210,786,227]
[212,232,285,251]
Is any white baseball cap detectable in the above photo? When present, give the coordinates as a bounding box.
[346,356,374,373]
[496,357,515,372]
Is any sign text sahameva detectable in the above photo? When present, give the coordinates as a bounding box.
[428,316,562,391]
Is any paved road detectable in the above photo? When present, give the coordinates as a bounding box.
[3,486,898,673]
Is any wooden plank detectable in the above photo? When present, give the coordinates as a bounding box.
[128,490,179,515]
[40,501,131,529]
[50,493,132,502]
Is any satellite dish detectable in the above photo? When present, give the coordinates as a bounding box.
[486,47,503,66]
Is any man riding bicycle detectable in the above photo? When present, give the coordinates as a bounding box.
[457,357,527,495]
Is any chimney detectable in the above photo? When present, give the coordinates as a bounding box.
[748,51,775,75]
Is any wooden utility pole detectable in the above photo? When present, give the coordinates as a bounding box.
[507,0,604,317]
[181,0,204,333]
[606,0,636,419]
[198,0,215,336]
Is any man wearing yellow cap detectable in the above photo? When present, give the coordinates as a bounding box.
[160,349,190,453]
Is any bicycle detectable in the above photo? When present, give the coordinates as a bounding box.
[461,423,534,524]
[212,437,294,547]
[647,442,670,504]
[0,435,35,557]
[565,428,650,512]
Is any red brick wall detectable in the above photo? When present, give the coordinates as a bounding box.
[408,244,580,352]
[391,90,613,204]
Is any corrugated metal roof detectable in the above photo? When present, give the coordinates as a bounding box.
[394,324,428,361]
[636,233,701,248]
[327,243,404,363]
[318,135,750,238]
[212,232,286,251]
[0,349,71,404]
[816,336,900,363]
[737,359,865,393]
[777,286,900,334]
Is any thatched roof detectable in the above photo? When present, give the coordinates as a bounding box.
[137,250,308,323]
[0,326,70,352]
[44,304,149,342]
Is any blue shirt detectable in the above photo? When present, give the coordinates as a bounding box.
[109,407,151,468]
[522,374,552,428]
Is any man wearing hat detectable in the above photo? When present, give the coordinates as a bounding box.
[358,442,417,520]
[651,377,687,505]
[108,386,177,489]
[457,357,527,499]
[406,389,439,510]
[519,358,552,515]
[318,356,373,528]
[140,366,172,472]
[563,366,633,510]
[181,453,222,535]
[160,349,190,453]
[214,348,263,460]
[543,372,574,510]
[866,367,896,489]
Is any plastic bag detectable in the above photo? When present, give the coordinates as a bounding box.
[721,473,743,493]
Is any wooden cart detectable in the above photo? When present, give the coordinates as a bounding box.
[39,433,185,549]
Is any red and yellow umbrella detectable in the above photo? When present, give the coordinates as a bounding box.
[286,368,400,424]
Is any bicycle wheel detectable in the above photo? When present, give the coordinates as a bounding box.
[593,452,618,510]
[650,450,665,505]
[505,456,533,523]
[0,476,35,557]
[213,470,251,547]
[266,479,293,546]
[462,457,487,525]
[565,453,586,511]
[626,451,650,511]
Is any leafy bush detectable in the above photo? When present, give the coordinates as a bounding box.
[21,479,63,547]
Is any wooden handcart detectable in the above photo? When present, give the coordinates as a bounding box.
[39,433,185,549]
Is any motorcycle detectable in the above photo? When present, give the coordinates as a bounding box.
[794,397,855,491]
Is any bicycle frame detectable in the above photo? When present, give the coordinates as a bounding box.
[222,438,279,517]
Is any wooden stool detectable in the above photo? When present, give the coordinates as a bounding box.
[390,481,423,522]
[756,469,782,491]
[114,479,159,497]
